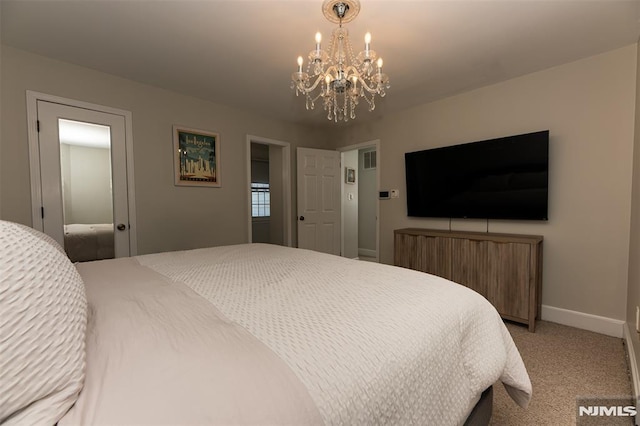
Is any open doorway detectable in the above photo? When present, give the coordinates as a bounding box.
[246,136,292,246]
[340,140,380,262]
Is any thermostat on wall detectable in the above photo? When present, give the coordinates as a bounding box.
[379,191,390,200]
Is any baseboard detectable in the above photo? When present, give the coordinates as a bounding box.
[623,323,640,425]
[541,305,625,338]
[358,248,377,258]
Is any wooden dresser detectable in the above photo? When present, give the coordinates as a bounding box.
[394,228,543,331]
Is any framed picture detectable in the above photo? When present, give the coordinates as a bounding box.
[173,126,221,187]
[345,167,356,184]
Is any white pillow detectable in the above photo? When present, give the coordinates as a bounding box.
[15,222,67,255]
[0,221,87,425]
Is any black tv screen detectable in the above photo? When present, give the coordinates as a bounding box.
[405,130,549,220]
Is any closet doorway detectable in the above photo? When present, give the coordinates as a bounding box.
[245,135,291,246]
[26,91,137,261]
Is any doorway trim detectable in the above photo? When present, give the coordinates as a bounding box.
[25,90,138,255]
[245,135,292,246]
[338,139,380,262]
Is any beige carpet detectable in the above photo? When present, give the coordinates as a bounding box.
[491,320,634,425]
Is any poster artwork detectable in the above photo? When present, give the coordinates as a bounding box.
[174,127,221,187]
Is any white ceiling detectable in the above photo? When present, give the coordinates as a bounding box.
[2,0,639,127]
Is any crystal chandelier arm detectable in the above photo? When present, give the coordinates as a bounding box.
[296,74,328,94]
[356,76,383,94]
[340,65,383,94]
[343,65,361,77]
[362,83,382,94]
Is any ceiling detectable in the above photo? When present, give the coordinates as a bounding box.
[2,0,639,127]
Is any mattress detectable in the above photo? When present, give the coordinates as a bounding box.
[59,243,531,425]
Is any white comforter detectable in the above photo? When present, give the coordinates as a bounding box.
[61,243,531,425]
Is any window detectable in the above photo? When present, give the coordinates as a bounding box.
[363,150,376,170]
[251,183,270,217]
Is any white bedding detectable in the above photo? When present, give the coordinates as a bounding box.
[61,243,531,425]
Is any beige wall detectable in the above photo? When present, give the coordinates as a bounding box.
[0,46,328,254]
[627,40,640,394]
[333,45,637,321]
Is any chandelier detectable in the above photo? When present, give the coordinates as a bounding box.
[291,0,390,123]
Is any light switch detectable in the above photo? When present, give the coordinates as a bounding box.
[390,189,400,199]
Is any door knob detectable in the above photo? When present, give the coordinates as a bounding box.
[299,216,305,221]
[116,223,127,231]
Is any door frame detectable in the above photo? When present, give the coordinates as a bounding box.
[26,90,138,255]
[245,135,292,246]
[338,139,380,262]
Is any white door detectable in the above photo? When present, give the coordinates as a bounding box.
[296,147,341,255]
[37,100,131,258]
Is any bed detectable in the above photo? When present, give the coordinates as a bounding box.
[63,223,114,263]
[0,220,532,425]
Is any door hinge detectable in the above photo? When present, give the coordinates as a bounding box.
[37,120,40,132]
[41,207,44,218]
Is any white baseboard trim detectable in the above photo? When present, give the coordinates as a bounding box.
[358,248,377,258]
[623,323,640,425]
[541,305,625,338]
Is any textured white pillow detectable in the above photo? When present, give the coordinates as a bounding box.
[0,221,87,425]
[14,222,67,255]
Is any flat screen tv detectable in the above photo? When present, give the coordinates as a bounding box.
[405,130,549,220]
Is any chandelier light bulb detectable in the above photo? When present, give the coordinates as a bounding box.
[377,57,383,70]
[315,32,322,50]
[297,56,304,72]
[364,32,371,52]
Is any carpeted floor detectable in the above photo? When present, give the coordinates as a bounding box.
[490,320,634,425]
